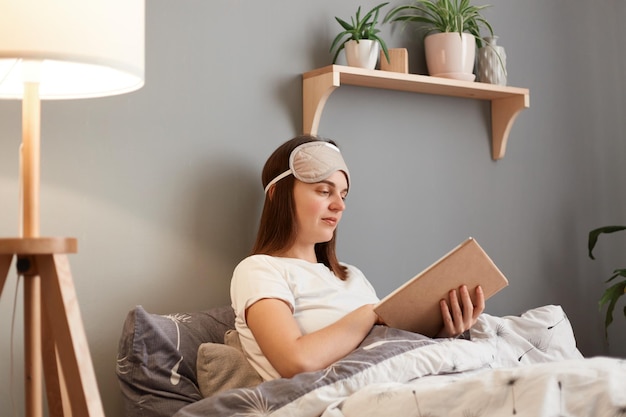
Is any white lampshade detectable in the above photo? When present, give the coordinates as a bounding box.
[0,0,145,99]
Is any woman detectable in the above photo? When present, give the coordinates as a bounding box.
[231,135,484,381]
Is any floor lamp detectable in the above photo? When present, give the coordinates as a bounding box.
[0,1,145,416]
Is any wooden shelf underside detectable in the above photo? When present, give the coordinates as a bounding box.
[302,65,530,160]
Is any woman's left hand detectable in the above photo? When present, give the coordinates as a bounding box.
[436,285,485,338]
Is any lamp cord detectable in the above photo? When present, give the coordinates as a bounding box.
[10,273,22,417]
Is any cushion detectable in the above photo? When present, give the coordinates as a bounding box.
[196,332,263,398]
[116,305,235,417]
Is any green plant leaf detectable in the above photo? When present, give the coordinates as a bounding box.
[607,269,626,285]
[598,278,626,339]
[331,42,346,65]
[587,224,626,340]
[330,31,350,53]
[335,16,355,32]
[384,0,494,45]
[370,34,390,63]
[588,225,626,259]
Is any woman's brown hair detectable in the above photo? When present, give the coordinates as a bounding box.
[251,135,349,280]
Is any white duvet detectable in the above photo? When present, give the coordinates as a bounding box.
[322,306,626,417]
[175,305,626,417]
[330,357,626,417]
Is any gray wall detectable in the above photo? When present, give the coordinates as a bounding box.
[1,1,625,416]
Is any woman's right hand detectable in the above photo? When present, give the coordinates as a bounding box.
[436,285,484,338]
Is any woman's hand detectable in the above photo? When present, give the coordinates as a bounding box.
[436,285,484,338]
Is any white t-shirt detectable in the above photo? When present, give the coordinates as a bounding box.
[230,254,379,380]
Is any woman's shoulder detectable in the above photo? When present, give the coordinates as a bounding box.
[235,254,277,270]
[234,255,366,281]
[233,254,294,275]
[232,255,285,290]
[236,254,327,269]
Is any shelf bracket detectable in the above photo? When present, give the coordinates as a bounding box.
[491,94,530,160]
[303,70,339,135]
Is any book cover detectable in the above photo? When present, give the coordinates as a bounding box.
[374,237,508,337]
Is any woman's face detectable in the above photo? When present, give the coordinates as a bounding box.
[292,170,348,248]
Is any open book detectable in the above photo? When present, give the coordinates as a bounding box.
[374,237,508,337]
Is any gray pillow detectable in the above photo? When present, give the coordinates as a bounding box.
[116,305,235,417]
[196,331,263,398]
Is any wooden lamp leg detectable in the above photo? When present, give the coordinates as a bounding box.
[38,254,104,417]
[41,302,69,417]
[22,76,43,417]
[24,273,43,417]
[1,239,103,417]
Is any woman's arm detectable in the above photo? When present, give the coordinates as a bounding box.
[246,298,378,378]
[436,285,485,338]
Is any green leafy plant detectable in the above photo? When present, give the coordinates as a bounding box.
[330,2,391,64]
[383,0,494,48]
[588,226,626,339]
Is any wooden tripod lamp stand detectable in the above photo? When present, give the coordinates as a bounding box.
[0,1,145,416]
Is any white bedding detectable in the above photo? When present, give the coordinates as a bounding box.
[330,357,626,417]
[174,305,626,417]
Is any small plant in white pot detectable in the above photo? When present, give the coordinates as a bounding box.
[384,0,494,80]
[330,2,391,70]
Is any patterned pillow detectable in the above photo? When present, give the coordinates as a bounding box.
[116,305,235,417]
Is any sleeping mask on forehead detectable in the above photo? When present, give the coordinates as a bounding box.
[264,141,350,194]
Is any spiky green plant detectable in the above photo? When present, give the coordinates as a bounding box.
[384,0,494,48]
[330,2,391,64]
[588,226,626,340]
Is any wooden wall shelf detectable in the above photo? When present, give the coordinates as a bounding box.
[302,65,530,160]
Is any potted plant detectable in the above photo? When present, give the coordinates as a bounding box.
[330,2,391,70]
[588,226,626,340]
[384,0,494,80]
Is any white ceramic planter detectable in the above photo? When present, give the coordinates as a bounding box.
[345,39,379,70]
[424,32,476,81]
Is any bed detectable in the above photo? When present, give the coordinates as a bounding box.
[116,304,626,417]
